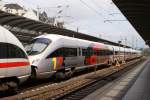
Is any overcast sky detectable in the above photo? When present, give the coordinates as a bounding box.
[3,0,148,48]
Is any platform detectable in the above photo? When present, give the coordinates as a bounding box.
[83,59,150,100]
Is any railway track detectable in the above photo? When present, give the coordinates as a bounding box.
[1,58,145,100]
[57,59,148,100]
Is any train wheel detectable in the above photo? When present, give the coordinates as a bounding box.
[119,60,123,64]
[65,70,74,79]
[55,72,65,81]
[6,81,18,94]
[112,60,117,66]
[115,61,121,69]
[0,82,8,92]
[108,60,112,67]
[122,60,126,64]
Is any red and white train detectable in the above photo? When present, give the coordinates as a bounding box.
[26,34,142,80]
[0,26,31,92]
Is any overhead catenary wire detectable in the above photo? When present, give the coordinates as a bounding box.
[91,0,132,46]
[79,0,111,23]
[90,0,112,15]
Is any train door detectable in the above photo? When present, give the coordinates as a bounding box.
[0,31,6,78]
[112,47,115,62]
[63,47,82,68]
[77,48,85,67]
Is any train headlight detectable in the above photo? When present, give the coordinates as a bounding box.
[32,59,39,64]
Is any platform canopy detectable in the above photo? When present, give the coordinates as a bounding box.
[113,0,150,46]
[0,10,130,48]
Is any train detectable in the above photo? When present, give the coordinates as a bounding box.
[0,26,31,92]
[25,34,142,80]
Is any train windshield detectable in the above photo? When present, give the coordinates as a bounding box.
[26,38,51,55]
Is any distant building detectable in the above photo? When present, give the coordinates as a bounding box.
[0,2,64,28]
[39,12,64,28]
[39,11,48,22]
[0,0,4,9]
[2,3,26,16]
[0,3,38,20]
[23,9,39,21]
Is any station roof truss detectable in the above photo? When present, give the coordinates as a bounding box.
[0,10,130,48]
[113,0,150,46]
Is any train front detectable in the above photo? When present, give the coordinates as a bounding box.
[25,37,51,78]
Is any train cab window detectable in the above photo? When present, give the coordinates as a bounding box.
[26,38,51,55]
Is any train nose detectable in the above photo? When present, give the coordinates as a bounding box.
[28,56,40,65]
[28,56,35,64]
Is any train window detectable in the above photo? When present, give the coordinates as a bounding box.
[94,50,98,55]
[89,48,94,56]
[26,38,51,55]
[78,48,81,56]
[110,51,113,55]
[64,48,77,57]
[0,43,8,59]
[105,50,108,55]
[48,48,64,58]
[48,47,77,58]
[98,50,104,56]
[115,51,119,55]
[7,44,27,58]
[82,48,114,56]
[105,50,112,55]
[0,43,27,59]
[82,49,88,56]
[82,48,92,56]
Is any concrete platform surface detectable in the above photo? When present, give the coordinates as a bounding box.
[123,60,150,100]
[83,60,150,100]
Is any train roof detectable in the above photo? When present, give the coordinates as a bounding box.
[35,34,108,49]
[0,25,25,51]
[35,34,105,45]
[35,34,142,53]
